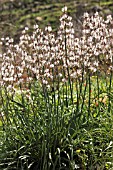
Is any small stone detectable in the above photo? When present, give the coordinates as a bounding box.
[36,16,43,21]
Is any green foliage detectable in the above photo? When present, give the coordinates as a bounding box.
[0,76,113,170]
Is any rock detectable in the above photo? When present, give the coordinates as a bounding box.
[90,5,102,12]
[36,16,43,21]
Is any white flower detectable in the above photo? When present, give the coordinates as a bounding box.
[7,85,13,90]
[1,37,4,41]
[62,6,67,13]
[50,64,54,68]
[45,26,52,32]
[90,66,97,72]
[34,24,39,29]
[0,41,3,45]
[59,73,62,77]
[83,12,89,18]
[18,73,22,77]
[8,77,14,81]
[42,80,48,84]
[62,78,66,83]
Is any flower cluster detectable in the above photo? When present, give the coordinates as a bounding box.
[1,7,113,89]
[82,12,113,73]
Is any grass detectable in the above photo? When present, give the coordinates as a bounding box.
[0,75,113,170]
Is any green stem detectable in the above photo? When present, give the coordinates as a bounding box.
[64,23,73,104]
[88,73,91,118]
[96,70,100,114]
[76,79,79,114]
[80,77,88,113]
[108,72,112,112]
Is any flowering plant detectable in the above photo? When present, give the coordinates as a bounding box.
[0,7,113,170]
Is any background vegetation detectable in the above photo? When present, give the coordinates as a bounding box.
[0,0,113,42]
